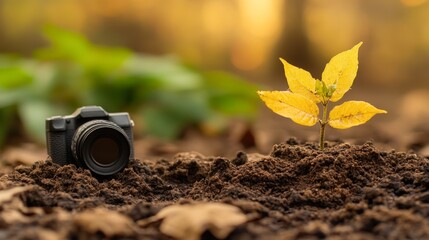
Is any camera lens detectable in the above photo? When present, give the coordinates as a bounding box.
[71,120,131,176]
[90,137,120,165]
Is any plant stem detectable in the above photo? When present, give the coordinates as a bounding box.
[319,103,328,150]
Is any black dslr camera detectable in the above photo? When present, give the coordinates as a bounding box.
[46,106,134,176]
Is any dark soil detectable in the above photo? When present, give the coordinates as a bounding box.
[1,139,429,239]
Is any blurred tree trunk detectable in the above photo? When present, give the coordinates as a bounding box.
[277,0,314,72]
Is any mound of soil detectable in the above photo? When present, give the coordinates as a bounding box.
[1,139,429,239]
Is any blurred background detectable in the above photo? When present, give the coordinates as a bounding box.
[0,0,428,168]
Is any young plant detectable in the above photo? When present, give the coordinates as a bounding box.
[258,42,387,150]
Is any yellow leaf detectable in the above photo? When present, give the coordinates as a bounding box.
[321,42,362,102]
[280,58,320,103]
[258,91,319,126]
[328,101,387,129]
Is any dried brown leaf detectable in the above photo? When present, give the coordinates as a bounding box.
[0,186,40,226]
[73,208,136,237]
[138,202,248,240]
[0,186,33,204]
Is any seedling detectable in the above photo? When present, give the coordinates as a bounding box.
[258,42,387,150]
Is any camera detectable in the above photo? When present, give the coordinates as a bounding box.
[46,106,134,176]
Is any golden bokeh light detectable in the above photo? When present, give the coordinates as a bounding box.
[0,0,428,88]
[231,0,285,71]
[401,0,427,7]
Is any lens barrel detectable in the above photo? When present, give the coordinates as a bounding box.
[71,120,131,176]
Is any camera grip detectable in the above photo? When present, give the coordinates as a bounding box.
[47,131,69,166]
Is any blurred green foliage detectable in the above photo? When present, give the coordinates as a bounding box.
[0,27,259,146]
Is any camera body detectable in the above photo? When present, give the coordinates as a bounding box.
[46,106,134,176]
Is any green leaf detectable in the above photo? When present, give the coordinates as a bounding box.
[0,67,33,89]
[326,84,336,98]
[36,26,131,72]
[142,91,210,139]
[123,55,202,91]
[0,107,14,147]
[35,25,90,62]
[0,88,31,108]
[141,107,188,139]
[85,46,131,72]
[202,71,259,117]
[315,80,324,96]
[18,101,65,143]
